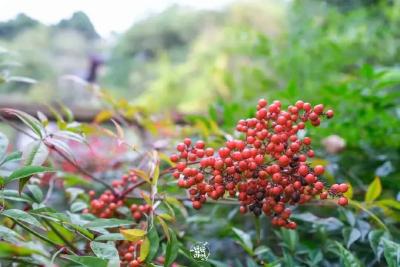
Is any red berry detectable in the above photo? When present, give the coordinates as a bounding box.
[314,104,324,115]
[258,99,267,107]
[177,143,185,152]
[305,174,316,184]
[192,201,202,209]
[184,138,191,146]
[338,197,348,206]
[339,183,349,193]
[239,206,247,213]
[303,137,311,145]
[298,165,309,176]
[133,211,142,221]
[124,253,133,261]
[320,192,328,199]
[314,165,325,175]
[326,110,334,118]
[278,155,290,166]
[314,181,324,190]
[170,154,179,162]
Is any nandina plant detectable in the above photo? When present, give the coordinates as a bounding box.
[0,99,350,266]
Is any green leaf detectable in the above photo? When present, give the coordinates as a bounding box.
[368,230,387,259]
[365,176,382,202]
[90,241,119,260]
[152,163,160,186]
[0,151,22,166]
[1,108,44,138]
[47,221,74,245]
[0,189,33,203]
[95,233,125,241]
[335,241,361,267]
[139,237,150,261]
[178,246,211,267]
[71,201,87,213]
[84,218,134,229]
[27,184,43,203]
[0,242,43,257]
[53,130,86,144]
[280,228,298,252]
[165,196,188,218]
[146,226,160,262]
[1,209,44,229]
[6,166,54,184]
[60,104,74,122]
[232,227,253,253]
[65,187,84,203]
[62,255,108,267]
[67,222,94,240]
[377,199,400,210]
[382,239,400,267]
[164,229,179,267]
[0,225,24,243]
[0,132,8,161]
[22,140,49,166]
[157,213,174,222]
[120,229,146,242]
[60,173,90,187]
[157,216,170,241]
[343,227,361,248]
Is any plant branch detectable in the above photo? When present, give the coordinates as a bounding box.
[119,181,147,200]
[159,161,201,178]
[46,142,116,194]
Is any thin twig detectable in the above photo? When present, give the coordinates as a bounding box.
[119,181,147,200]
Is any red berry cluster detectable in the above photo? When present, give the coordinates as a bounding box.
[130,204,152,221]
[87,189,123,218]
[85,171,152,220]
[117,240,144,267]
[170,99,348,229]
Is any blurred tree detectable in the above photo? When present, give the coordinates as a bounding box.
[103,5,221,92]
[56,11,99,39]
[0,13,39,39]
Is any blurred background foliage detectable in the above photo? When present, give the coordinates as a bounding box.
[1,0,400,266]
